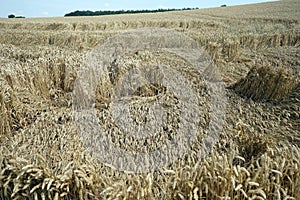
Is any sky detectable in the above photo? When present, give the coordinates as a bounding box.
[0,0,274,18]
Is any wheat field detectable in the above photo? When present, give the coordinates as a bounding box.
[0,0,300,199]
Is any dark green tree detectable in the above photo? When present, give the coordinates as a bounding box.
[8,14,15,18]
[64,7,198,17]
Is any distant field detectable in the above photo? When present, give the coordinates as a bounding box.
[0,0,299,199]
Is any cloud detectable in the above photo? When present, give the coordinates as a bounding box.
[14,10,24,16]
[42,11,49,16]
[158,5,169,9]
[104,3,110,8]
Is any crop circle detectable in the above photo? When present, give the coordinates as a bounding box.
[73,28,226,173]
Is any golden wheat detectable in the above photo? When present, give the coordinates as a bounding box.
[1,0,300,199]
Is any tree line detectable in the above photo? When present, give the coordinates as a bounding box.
[8,14,25,18]
[64,8,199,17]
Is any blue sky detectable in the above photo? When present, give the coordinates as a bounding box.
[1,0,274,18]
